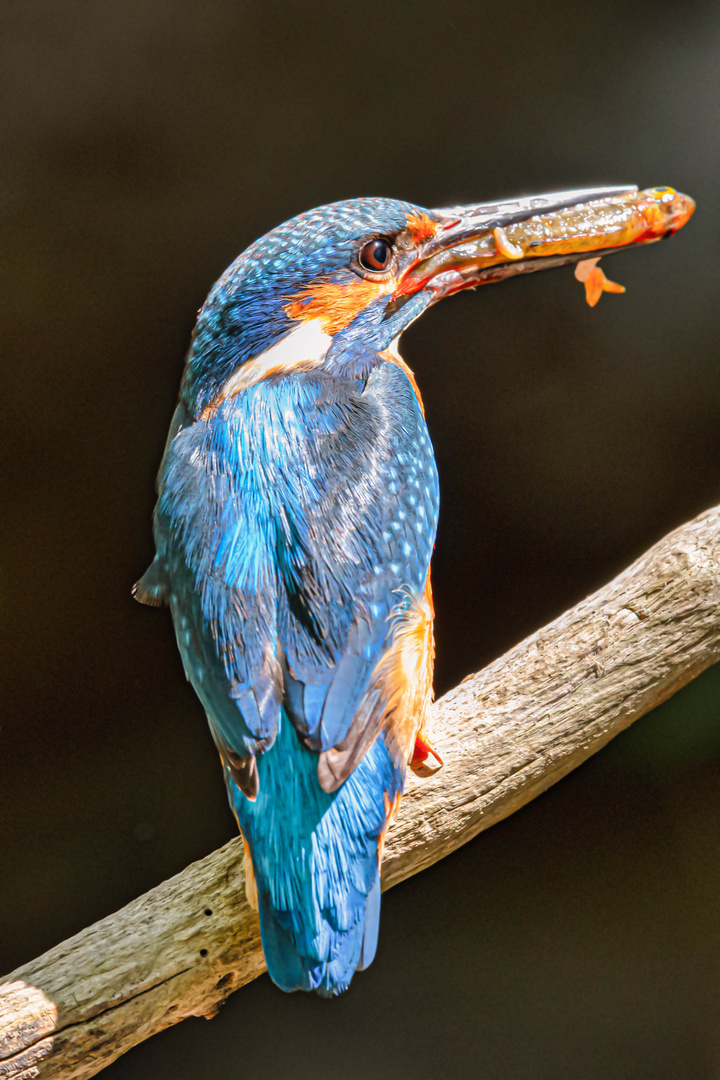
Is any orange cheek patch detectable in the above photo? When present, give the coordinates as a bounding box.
[284,278,393,334]
[406,212,438,244]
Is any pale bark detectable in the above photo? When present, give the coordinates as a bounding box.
[3,504,720,1079]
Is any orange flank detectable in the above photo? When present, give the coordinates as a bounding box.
[373,575,435,771]
[574,257,626,307]
[377,790,403,866]
[406,211,438,244]
[284,277,393,334]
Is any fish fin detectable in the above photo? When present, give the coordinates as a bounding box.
[575,257,626,307]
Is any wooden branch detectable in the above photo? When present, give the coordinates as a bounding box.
[4,505,720,1079]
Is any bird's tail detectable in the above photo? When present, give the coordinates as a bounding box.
[256,869,381,997]
[230,709,401,996]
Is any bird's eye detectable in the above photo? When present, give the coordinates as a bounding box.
[359,239,392,273]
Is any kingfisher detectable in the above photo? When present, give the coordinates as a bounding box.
[135,184,693,996]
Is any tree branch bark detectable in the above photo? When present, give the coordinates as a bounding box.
[4,505,720,1079]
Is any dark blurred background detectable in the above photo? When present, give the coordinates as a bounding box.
[2,2,720,1076]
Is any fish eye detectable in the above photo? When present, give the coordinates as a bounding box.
[650,186,676,202]
[359,239,393,272]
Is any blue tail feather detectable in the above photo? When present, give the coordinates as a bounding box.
[357,874,381,972]
[229,708,401,995]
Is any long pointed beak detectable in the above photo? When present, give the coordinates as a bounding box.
[394,185,695,305]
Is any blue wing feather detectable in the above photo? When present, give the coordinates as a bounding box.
[270,364,439,755]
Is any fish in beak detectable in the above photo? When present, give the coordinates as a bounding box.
[393,185,695,309]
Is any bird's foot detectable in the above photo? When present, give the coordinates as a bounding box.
[410,729,443,777]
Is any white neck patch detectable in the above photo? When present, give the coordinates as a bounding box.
[219,319,332,401]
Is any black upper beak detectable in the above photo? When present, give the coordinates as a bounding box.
[426,185,638,254]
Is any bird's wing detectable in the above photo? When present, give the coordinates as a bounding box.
[275,361,439,786]
[146,402,284,797]
[144,361,438,796]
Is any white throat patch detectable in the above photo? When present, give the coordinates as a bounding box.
[219,319,332,401]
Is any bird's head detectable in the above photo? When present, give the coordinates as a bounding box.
[184,186,694,416]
